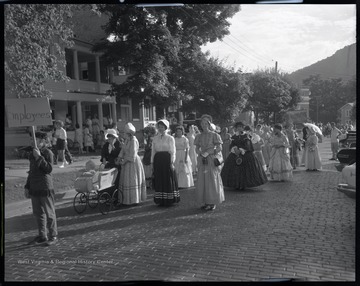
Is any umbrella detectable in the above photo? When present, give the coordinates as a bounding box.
[303,123,323,136]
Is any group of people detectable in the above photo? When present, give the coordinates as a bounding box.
[25,112,332,247]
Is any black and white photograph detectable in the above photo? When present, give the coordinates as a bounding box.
[4,1,356,282]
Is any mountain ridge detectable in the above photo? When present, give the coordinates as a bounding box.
[288,43,356,86]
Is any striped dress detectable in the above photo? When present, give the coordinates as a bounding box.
[118,136,147,205]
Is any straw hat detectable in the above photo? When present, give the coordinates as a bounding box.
[157,119,170,129]
[124,122,136,135]
[105,129,119,139]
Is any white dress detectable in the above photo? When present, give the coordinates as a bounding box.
[174,136,194,188]
[187,133,197,174]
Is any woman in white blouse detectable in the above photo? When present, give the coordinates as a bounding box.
[151,119,180,206]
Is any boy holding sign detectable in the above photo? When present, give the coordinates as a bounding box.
[24,131,58,246]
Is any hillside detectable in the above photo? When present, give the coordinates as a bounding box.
[288,43,356,86]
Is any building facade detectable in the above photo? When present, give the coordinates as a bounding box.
[339,102,355,126]
[5,9,157,147]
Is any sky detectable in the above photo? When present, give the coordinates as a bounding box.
[200,4,356,74]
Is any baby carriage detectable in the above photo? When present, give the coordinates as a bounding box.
[73,164,119,215]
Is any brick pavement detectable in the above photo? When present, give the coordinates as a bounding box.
[4,137,355,281]
[4,164,355,282]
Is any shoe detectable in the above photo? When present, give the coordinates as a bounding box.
[46,236,58,246]
[205,205,216,211]
[200,205,208,210]
[329,158,335,160]
[28,236,47,245]
[59,164,65,168]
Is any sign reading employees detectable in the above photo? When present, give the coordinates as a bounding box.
[5,97,53,127]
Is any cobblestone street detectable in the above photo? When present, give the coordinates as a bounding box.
[4,138,356,282]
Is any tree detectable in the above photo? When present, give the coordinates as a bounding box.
[180,56,251,125]
[93,4,241,112]
[303,74,356,123]
[5,4,75,98]
[246,71,294,125]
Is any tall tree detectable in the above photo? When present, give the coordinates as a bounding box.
[181,56,251,125]
[303,74,356,123]
[93,4,241,111]
[5,4,76,98]
[246,71,293,125]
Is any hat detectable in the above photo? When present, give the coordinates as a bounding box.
[105,129,119,139]
[157,119,170,129]
[124,122,136,135]
[234,121,245,128]
[35,131,48,140]
[200,114,213,123]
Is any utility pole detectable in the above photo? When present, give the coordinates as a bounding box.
[275,61,278,73]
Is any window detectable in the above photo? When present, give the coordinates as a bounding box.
[80,62,88,80]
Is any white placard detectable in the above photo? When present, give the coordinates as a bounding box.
[5,98,53,127]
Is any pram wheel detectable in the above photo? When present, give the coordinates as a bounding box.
[88,190,99,209]
[112,189,122,208]
[99,192,112,215]
[74,192,87,214]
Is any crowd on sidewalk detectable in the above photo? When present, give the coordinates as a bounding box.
[21,112,344,248]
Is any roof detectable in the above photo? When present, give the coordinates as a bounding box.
[339,102,355,110]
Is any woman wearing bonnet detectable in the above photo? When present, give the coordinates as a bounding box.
[100,128,122,194]
[221,121,268,190]
[151,119,180,206]
[194,114,225,211]
[117,123,147,205]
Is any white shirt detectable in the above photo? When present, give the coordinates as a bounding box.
[55,127,67,141]
[151,133,176,164]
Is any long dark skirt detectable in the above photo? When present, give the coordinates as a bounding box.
[153,152,180,206]
[221,152,268,190]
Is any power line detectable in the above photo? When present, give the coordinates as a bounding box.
[197,6,356,77]
[198,6,275,66]
[180,6,273,69]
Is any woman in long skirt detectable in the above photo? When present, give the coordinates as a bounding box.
[285,123,300,169]
[187,125,198,175]
[300,126,309,166]
[118,123,147,205]
[195,114,225,211]
[221,121,268,190]
[248,127,267,172]
[151,119,180,206]
[304,127,322,171]
[174,126,194,188]
[261,125,272,168]
[268,124,293,181]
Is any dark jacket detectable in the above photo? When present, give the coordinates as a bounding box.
[100,140,122,169]
[25,147,54,196]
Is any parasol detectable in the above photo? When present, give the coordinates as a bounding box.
[303,123,323,136]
